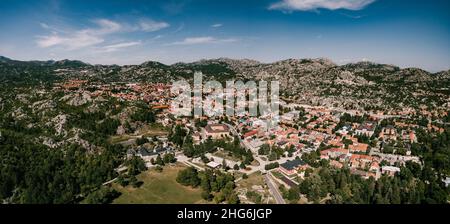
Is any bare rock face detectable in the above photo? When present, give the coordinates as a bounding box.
[116,125,126,135]
[32,100,56,114]
[40,136,62,149]
[51,114,68,136]
[67,132,95,152]
[63,92,92,106]
[11,107,27,120]
[16,94,29,104]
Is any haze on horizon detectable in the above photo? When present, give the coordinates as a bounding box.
[0,0,449,72]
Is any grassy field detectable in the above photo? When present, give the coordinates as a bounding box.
[112,164,205,204]
[140,123,169,137]
[213,151,241,162]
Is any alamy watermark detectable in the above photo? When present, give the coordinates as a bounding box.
[170,72,280,130]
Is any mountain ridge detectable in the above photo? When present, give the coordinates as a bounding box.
[1,55,448,74]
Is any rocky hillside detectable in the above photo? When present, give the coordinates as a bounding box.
[1,56,449,111]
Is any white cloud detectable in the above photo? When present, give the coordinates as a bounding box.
[139,19,170,32]
[152,35,164,40]
[36,32,104,49]
[36,19,122,50]
[99,41,142,53]
[172,23,185,34]
[168,36,238,46]
[39,22,50,29]
[269,0,375,11]
[340,12,364,19]
[36,18,169,50]
[211,23,223,28]
[90,19,123,35]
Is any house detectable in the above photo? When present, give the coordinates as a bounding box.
[382,166,401,176]
[328,137,344,148]
[349,143,369,153]
[369,161,380,173]
[330,160,344,169]
[203,124,231,140]
[350,154,375,170]
[379,125,397,141]
[279,159,309,176]
[243,130,258,139]
[354,122,376,137]
[401,130,417,143]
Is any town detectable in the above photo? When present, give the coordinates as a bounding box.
[50,78,449,204]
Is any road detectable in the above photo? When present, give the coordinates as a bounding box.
[102,177,118,186]
[176,154,206,171]
[224,122,299,175]
[264,174,286,204]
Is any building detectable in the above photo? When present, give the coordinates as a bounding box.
[203,124,231,140]
[281,111,300,124]
[243,130,258,139]
[330,160,344,169]
[337,124,352,135]
[379,125,397,141]
[350,154,375,170]
[354,122,376,137]
[401,130,417,143]
[320,148,349,160]
[279,159,308,176]
[349,143,369,153]
[206,161,222,169]
[382,166,401,176]
[246,138,264,153]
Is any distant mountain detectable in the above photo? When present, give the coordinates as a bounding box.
[0,56,449,110]
[51,59,90,68]
[0,56,12,63]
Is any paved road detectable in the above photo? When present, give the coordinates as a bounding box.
[176,154,206,171]
[224,123,300,175]
[102,178,117,186]
[264,174,286,204]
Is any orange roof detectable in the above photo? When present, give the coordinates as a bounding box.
[330,160,343,169]
[349,143,369,152]
[331,148,349,154]
[350,154,373,161]
[320,150,330,155]
[371,161,380,168]
[152,105,170,109]
[243,130,258,138]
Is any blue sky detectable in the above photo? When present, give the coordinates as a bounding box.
[0,0,449,72]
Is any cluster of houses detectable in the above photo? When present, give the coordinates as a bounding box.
[379,125,418,143]
[55,80,174,107]
[184,103,424,182]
